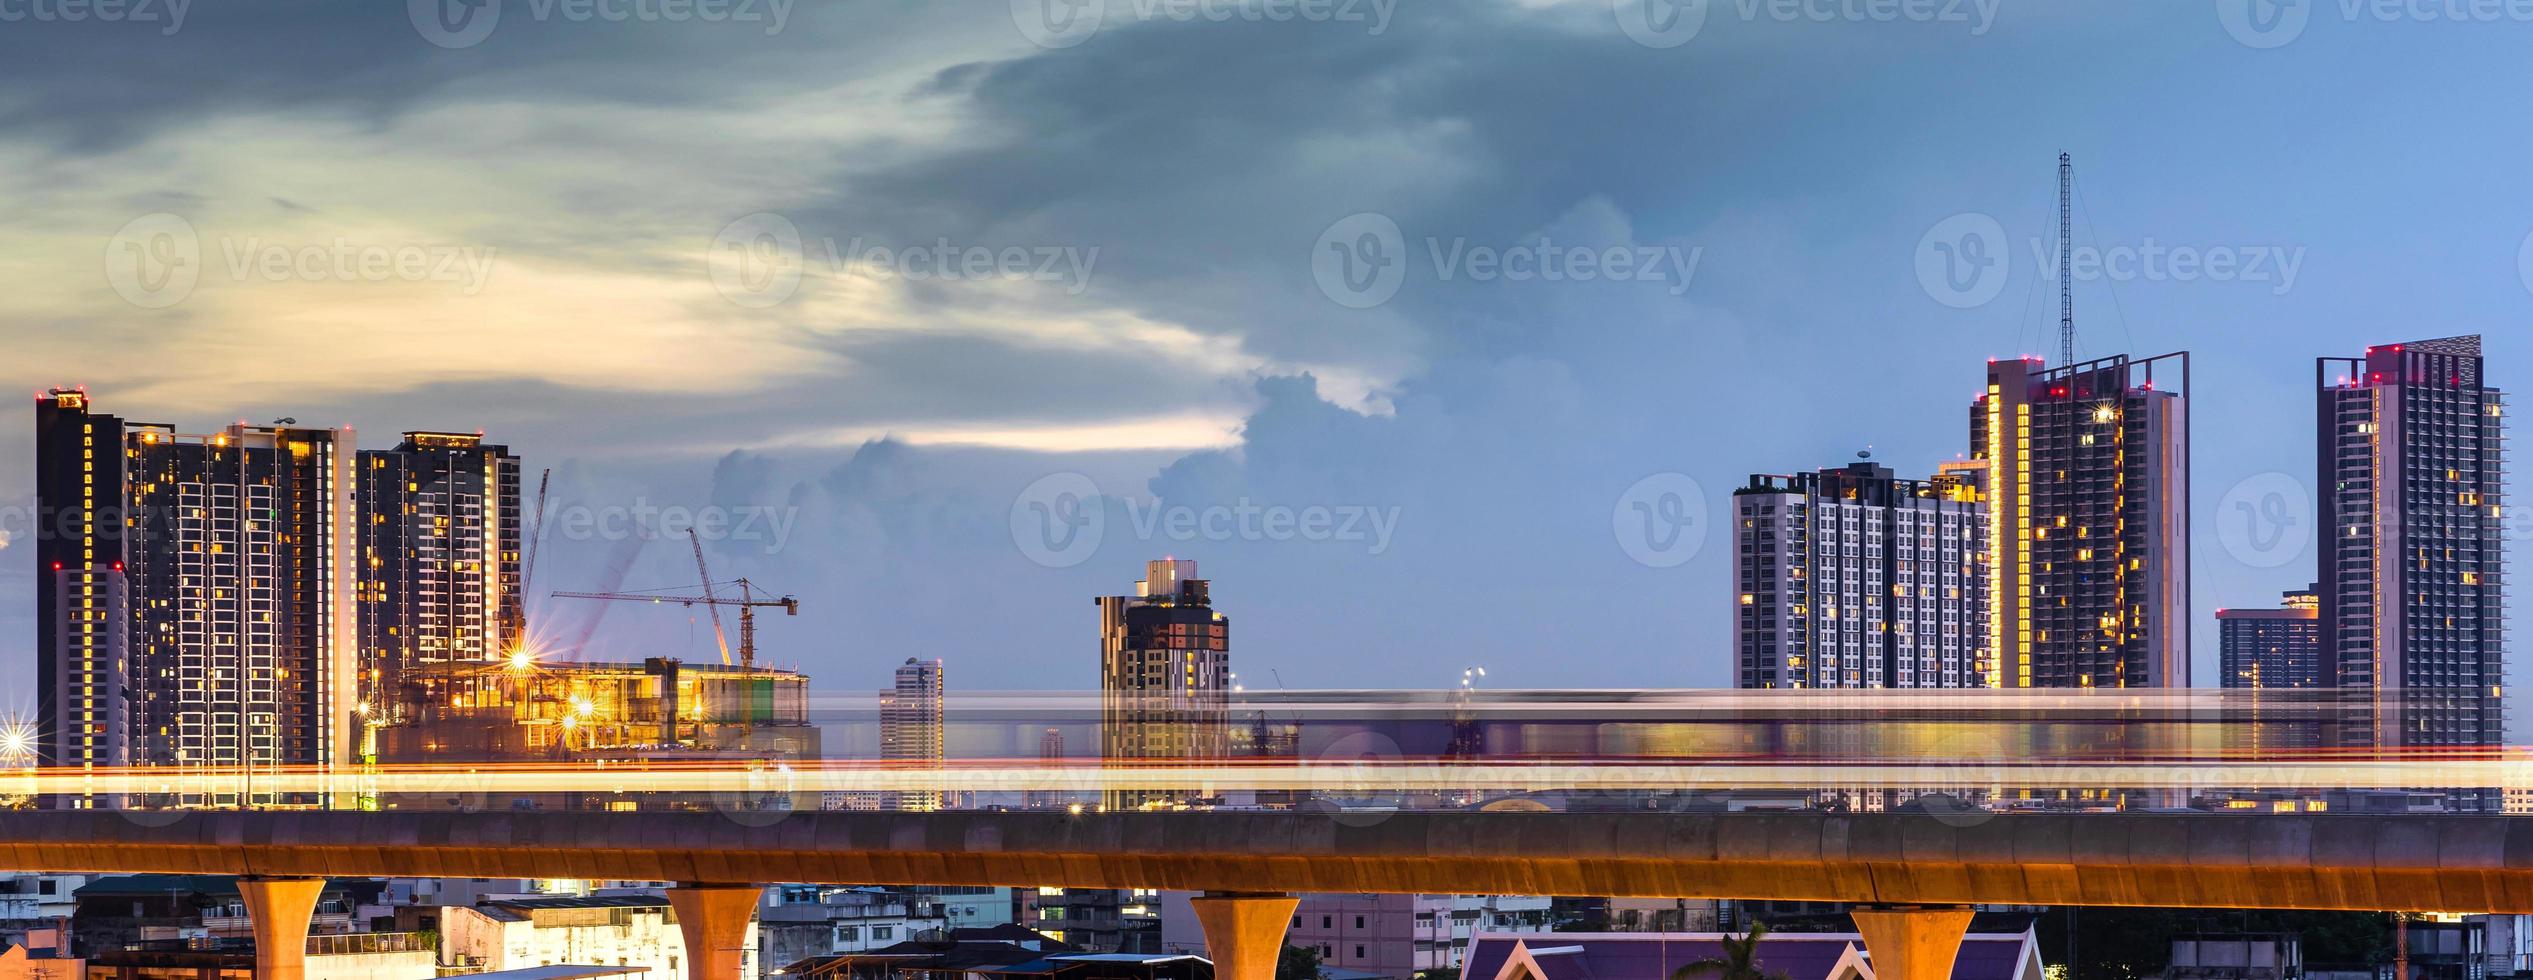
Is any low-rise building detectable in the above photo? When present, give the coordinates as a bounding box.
[1162,893,1551,977]
[0,941,81,980]
[66,877,364,957]
[1462,928,2045,980]
[442,895,756,979]
[758,888,947,973]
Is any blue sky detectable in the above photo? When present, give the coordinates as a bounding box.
[1,1,2528,734]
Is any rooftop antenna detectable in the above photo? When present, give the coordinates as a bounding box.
[2058,151,2075,367]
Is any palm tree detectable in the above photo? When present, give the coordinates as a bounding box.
[1672,922,1790,980]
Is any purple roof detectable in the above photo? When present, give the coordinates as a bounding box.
[1461,932,2031,980]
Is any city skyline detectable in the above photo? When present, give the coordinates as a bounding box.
[4,6,2533,729]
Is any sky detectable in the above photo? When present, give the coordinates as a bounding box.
[1,0,2530,734]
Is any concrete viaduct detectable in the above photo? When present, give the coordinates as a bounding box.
[7,809,2533,980]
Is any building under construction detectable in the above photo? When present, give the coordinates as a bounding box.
[372,656,818,812]
[377,657,814,762]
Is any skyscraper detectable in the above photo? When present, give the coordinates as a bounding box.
[2216,587,2322,690]
[1971,353,2190,689]
[35,388,131,769]
[878,657,946,811]
[35,390,359,787]
[2317,336,2505,759]
[1029,726,1068,811]
[1732,461,1987,689]
[356,432,523,724]
[1097,558,1229,811]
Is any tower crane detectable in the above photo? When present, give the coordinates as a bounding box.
[549,528,796,669]
[510,468,551,651]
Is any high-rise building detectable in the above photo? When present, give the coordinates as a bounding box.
[2317,336,2505,758]
[2216,587,2322,689]
[1097,558,1229,811]
[1732,461,1987,689]
[1029,727,1069,811]
[35,388,131,769]
[34,390,359,786]
[1971,353,2190,689]
[879,657,946,811]
[355,432,522,724]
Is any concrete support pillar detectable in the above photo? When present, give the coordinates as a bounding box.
[1190,892,1299,980]
[238,877,327,980]
[1851,905,1977,980]
[667,883,760,980]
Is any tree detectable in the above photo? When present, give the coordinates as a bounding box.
[1277,943,1324,980]
[1672,922,1789,980]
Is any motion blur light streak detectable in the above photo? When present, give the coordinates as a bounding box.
[0,756,2525,798]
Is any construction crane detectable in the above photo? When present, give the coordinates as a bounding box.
[511,468,551,651]
[2058,151,2075,367]
[548,581,798,669]
[556,524,653,659]
[550,531,796,670]
[687,529,732,667]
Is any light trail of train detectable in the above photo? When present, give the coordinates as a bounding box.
[0,756,2528,798]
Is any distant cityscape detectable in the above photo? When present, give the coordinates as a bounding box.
[2,335,2516,979]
